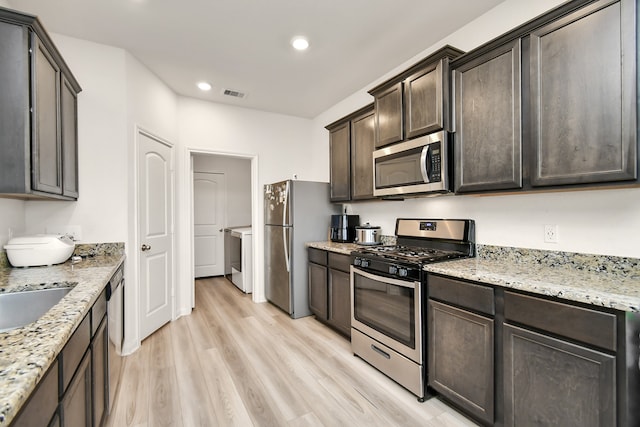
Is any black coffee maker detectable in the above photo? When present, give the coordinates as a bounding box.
[330,213,360,243]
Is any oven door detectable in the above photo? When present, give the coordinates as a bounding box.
[350,266,422,363]
[373,131,449,197]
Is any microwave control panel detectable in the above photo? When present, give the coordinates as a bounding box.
[429,142,442,182]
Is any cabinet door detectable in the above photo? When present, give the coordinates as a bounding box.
[428,300,494,424]
[61,75,79,198]
[350,108,375,200]
[405,60,443,139]
[453,40,522,193]
[329,121,351,202]
[32,34,62,195]
[0,21,30,194]
[10,361,59,427]
[328,268,351,337]
[61,350,92,427]
[504,324,615,427]
[374,82,403,148]
[308,262,328,320]
[530,0,636,186]
[92,318,108,427]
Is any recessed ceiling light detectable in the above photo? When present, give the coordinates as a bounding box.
[291,36,309,51]
[197,81,212,91]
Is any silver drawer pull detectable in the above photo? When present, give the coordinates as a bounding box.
[371,344,390,359]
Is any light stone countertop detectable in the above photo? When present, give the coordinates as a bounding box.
[0,254,124,425]
[305,241,361,255]
[307,241,640,312]
[425,246,640,312]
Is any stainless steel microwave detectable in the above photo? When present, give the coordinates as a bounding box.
[373,131,450,197]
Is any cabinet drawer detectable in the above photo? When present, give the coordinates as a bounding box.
[328,252,351,273]
[308,248,327,265]
[91,288,107,336]
[504,291,616,351]
[428,275,494,316]
[60,313,91,394]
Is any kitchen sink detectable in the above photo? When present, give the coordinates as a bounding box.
[0,287,74,333]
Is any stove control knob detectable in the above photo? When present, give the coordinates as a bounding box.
[361,259,370,268]
[388,265,398,275]
[353,257,362,266]
[398,267,408,277]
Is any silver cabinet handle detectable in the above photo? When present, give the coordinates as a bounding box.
[141,244,151,251]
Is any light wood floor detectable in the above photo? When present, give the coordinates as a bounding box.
[106,277,479,427]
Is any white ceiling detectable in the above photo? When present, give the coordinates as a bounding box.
[8,0,505,118]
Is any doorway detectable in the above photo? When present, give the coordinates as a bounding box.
[192,153,252,289]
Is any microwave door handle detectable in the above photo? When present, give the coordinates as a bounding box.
[420,145,431,183]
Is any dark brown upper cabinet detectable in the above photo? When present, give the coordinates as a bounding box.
[368,45,464,149]
[0,7,81,200]
[529,0,636,187]
[349,107,375,200]
[327,120,351,202]
[452,0,637,194]
[453,40,523,193]
[326,104,375,202]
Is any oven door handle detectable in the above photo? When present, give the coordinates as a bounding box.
[420,145,431,184]
[351,266,420,289]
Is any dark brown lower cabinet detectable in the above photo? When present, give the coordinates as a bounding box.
[503,324,615,427]
[61,350,92,427]
[10,360,59,427]
[427,274,495,425]
[308,261,328,319]
[327,266,350,337]
[92,318,108,427]
[427,272,639,426]
[307,248,351,338]
[428,299,494,425]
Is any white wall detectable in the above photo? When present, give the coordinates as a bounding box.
[193,154,252,227]
[313,0,640,259]
[0,200,25,247]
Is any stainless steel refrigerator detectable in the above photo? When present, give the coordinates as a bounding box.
[264,180,339,318]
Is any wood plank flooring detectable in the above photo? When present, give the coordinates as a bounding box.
[106,277,479,427]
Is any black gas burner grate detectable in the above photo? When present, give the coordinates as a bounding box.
[357,245,464,264]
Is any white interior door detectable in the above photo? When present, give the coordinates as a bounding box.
[194,172,225,278]
[138,130,173,341]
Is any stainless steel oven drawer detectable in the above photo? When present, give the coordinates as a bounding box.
[352,328,424,398]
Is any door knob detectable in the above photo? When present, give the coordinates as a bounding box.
[141,244,151,251]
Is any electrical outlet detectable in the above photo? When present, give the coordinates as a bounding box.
[46,225,82,241]
[544,224,559,243]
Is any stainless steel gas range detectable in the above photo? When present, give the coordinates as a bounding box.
[350,218,475,400]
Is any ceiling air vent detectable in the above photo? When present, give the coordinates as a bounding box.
[222,89,246,99]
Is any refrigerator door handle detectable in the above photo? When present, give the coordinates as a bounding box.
[282,180,291,272]
[283,227,290,273]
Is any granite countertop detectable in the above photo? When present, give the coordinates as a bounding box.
[424,245,640,312]
[306,241,362,255]
[0,253,124,425]
[311,241,640,311]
